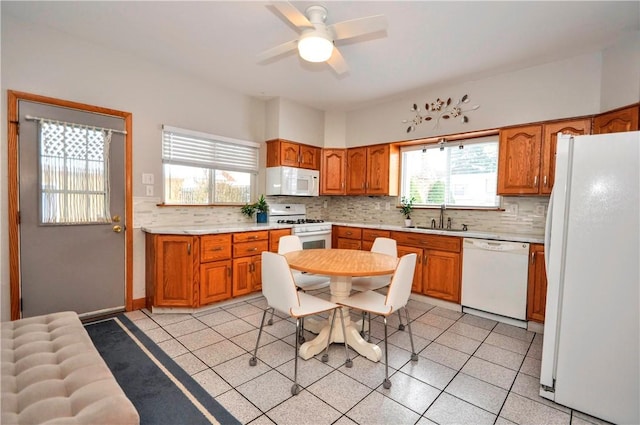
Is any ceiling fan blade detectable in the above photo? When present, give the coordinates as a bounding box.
[329,15,387,41]
[271,1,314,30]
[327,47,349,75]
[257,39,298,62]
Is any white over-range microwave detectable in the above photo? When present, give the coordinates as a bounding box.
[265,166,319,196]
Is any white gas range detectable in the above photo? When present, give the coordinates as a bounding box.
[268,204,332,249]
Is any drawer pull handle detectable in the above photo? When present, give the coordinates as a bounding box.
[249,236,258,240]
[249,247,258,252]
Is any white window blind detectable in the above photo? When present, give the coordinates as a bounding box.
[161,125,259,205]
[162,125,259,173]
[400,135,499,208]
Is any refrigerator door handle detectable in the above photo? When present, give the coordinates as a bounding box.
[544,189,554,272]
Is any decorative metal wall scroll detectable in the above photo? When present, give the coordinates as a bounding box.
[402,95,480,133]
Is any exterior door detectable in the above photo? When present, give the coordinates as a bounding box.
[18,100,126,318]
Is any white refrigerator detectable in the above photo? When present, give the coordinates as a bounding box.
[540,131,640,424]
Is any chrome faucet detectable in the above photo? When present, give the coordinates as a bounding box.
[447,217,452,229]
[439,204,446,229]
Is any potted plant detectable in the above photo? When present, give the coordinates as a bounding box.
[240,203,256,219]
[400,196,415,227]
[241,195,269,223]
[255,194,269,223]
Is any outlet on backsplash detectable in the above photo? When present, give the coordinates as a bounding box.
[535,204,546,216]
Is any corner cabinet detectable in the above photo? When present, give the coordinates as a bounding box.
[498,119,590,195]
[346,144,399,196]
[592,105,639,134]
[266,139,321,170]
[527,243,547,323]
[145,234,198,308]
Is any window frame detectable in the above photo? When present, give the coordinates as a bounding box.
[399,134,501,209]
[161,125,260,206]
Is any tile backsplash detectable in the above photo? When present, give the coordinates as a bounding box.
[134,195,548,236]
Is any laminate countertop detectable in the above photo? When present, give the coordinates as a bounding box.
[142,222,544,244]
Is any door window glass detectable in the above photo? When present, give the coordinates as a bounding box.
[39,121,112,224]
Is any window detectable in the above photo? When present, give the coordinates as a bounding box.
[39,121,112,224]
[400,136,499,208]
[162,125,259,205]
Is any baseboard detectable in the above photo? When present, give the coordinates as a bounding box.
[132,297,147,311]
[409,293,462,312]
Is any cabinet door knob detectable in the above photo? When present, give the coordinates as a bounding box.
[533,175,539,187]
[112,225,123,233]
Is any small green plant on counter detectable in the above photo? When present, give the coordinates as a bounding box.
[240,203,256,218]
[240,195,269,222]
[255,194,268,214]
[400,196,415,219]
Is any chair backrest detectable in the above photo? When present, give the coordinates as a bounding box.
[371,237,397,258]
[278,235,303,255]
[261,251,300,314]
[385,253,417,313]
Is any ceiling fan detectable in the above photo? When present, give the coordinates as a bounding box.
[257,2,388,75]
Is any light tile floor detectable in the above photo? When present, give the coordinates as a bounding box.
[124,290,611,425]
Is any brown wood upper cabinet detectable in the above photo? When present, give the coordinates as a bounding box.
[266,139,320,170]
[320,148,347,195]
[346,144,399,196]
[592,105,639,134]
[498,119,590,195]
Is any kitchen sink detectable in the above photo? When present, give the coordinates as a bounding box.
[410,226,468,232]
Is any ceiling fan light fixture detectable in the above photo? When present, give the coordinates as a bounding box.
[298,33,333,63]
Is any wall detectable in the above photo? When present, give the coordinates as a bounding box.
[0,17,267,320]
[345,52,604,146]
[600,32,640,112]
[265,97,325,146]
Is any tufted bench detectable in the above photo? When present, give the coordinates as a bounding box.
[1,311,139,424]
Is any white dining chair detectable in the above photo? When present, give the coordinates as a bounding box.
[338,253,418,389]
[350,237,406,336]
[249,251,352,395]
[267,235,331,338]
[278,235,330,291]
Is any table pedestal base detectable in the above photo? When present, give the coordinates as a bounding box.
[299,275,382,362]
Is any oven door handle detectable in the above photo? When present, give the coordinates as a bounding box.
[294,230,331,237]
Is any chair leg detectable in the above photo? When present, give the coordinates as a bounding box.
[382,316,391,389]
[404,307,419,361]
[360,311,366,338]
[291,317,301,396]
[338,307,352,368]
[250,308,269,366]
[367,312,372,342]
[267,308,275,325]
[322,309,337,363]
[397,309,405,331]
[298,317,306,344]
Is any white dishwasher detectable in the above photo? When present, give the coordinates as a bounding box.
[461,238,530,326]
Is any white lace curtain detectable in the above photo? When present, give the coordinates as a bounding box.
[38,119,112,224]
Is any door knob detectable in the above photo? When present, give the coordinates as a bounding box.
[112,225,123,233]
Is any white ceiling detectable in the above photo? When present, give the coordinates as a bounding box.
[3,1,639,111]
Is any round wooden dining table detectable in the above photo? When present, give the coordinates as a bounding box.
[284,248,398,362]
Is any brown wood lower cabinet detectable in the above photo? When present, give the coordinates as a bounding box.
[146,229,287,309]
[200,260,232,304]
[232,255,262,296]
[527,243,547,323]
[145,234,198,308]
[397,245,423,293]
[423,249,461,303]
[391,231,462,303]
